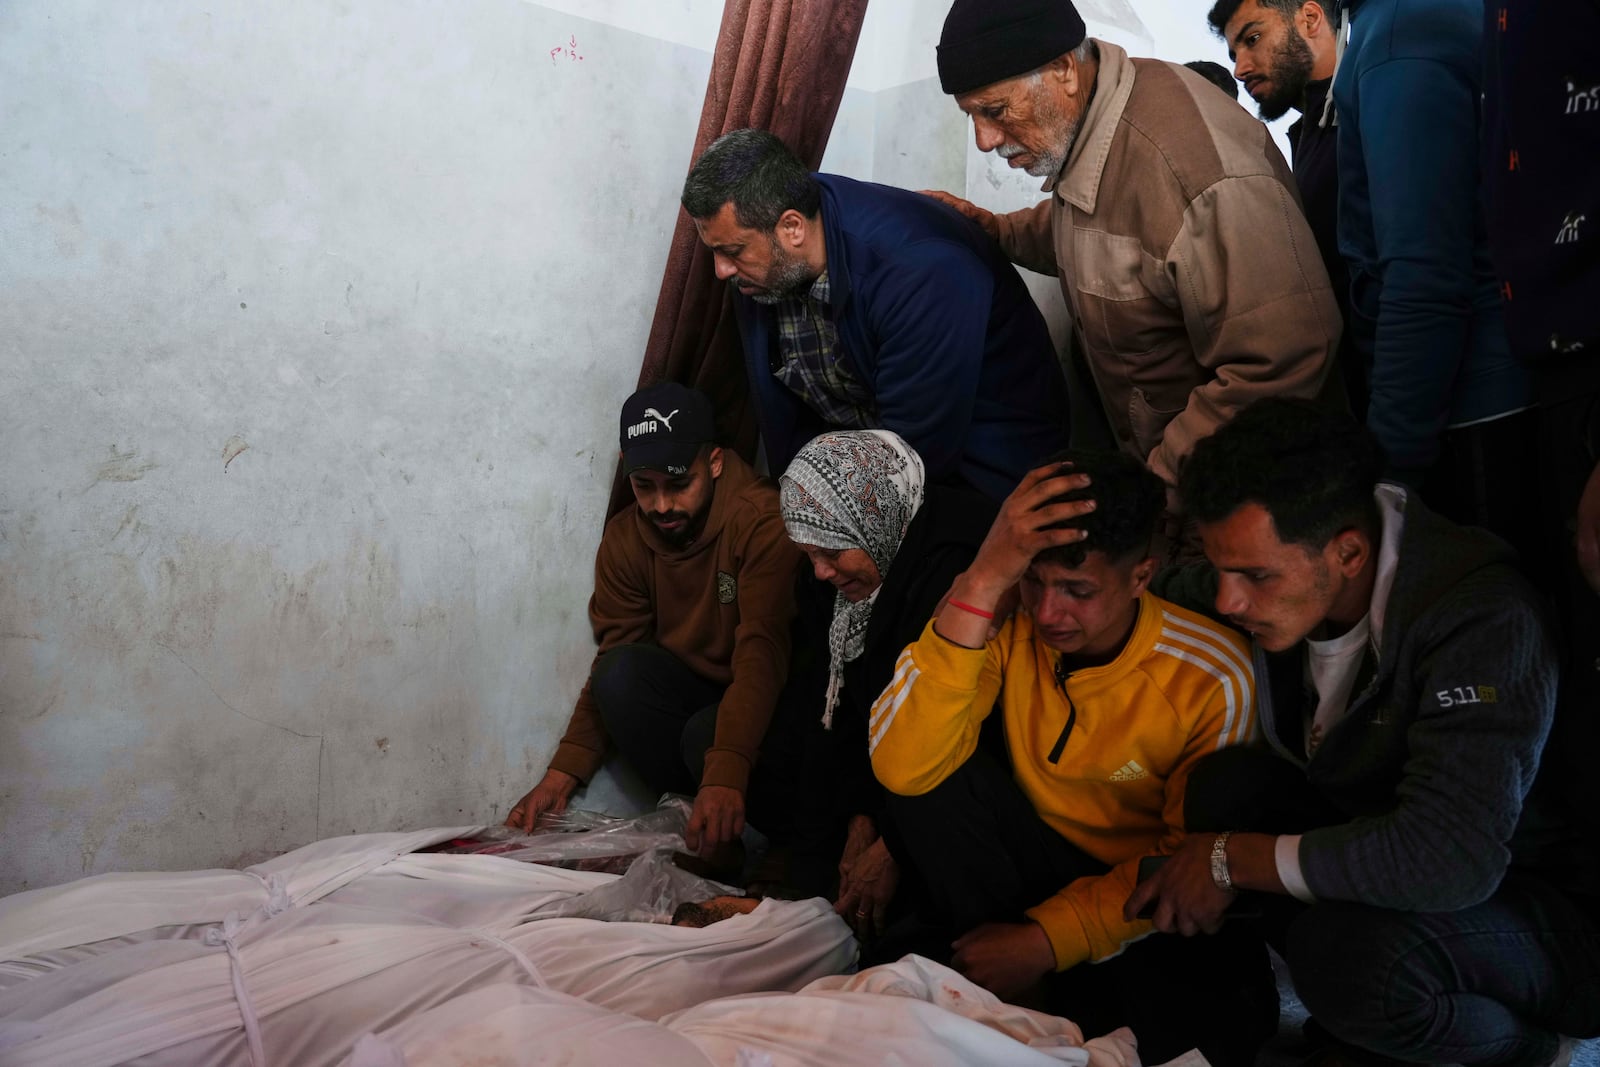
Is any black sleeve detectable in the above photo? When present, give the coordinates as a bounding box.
[1150,560,1226,625]
[837,535,985,827]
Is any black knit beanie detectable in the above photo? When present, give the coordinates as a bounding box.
[937,0,1088,96]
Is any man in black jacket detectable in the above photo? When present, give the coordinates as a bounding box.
[1205,0,1355,414]
[1128,399,1600,1065]
[1482,0,1600,866]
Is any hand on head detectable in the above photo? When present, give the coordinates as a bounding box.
[968,463,1096,599]
[936,464,1094,648]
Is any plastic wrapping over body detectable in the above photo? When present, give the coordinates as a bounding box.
[423,796,706,871]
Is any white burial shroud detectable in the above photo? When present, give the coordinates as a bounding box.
[340,958,1161,1067]
[0,807,1200,1067]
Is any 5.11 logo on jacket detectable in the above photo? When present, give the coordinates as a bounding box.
[1436,685,1498,708]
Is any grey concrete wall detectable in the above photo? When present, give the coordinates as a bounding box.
[0,0,714,893]
[868,78,968,197]
[0,0,993,895]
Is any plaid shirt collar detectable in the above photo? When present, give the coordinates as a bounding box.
[771,270,877,430]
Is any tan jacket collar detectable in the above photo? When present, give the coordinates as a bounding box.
[1044,41,1135,214]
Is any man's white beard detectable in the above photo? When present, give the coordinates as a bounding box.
[1023,142,1068,179]
[1005,93,1082,179]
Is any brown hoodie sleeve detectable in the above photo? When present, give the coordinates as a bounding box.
[992,198,1060,278]
[699,491,801,793]
[547,518,655,782]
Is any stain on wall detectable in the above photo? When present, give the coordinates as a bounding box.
[222,436,249,471]
[89,446,159,488]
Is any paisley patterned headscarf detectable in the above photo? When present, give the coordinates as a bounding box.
[780,430,926,729]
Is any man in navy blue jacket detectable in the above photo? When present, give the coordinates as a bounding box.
[1332,0,1538,559]
[681,129,1069,501]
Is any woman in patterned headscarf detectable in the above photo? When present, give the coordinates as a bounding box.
[781,430,927,730]
[776,430,997,938]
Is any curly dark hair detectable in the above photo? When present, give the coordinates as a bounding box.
[1206,0,1326,38]
[1178,399,1385,548]
[681,128,822,231]
[1033,449,1166,569]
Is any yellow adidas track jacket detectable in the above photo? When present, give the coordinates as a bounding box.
[869,591,1257,970]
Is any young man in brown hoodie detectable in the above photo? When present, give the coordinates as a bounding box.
[505,383,801,859]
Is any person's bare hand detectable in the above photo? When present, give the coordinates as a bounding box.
[1122,835,1234,937]
[950,921,1055,1001]
[966,463,1095,596]
[919,189,997,234]
[836,814,877,876]
[1577,459,1600,594]
[504,768,579,832]
[835,831,899,938]
[685,784,745,856]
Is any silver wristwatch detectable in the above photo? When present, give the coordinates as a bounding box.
[1210,831,1233,891]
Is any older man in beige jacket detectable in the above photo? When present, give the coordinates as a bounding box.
[929,0,1341,489]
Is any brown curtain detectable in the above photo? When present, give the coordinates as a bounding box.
[608,0,871,515]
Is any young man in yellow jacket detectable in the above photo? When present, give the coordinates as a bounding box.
[869,449,1270,1064]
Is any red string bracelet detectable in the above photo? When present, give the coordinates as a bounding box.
[948,598,995,620]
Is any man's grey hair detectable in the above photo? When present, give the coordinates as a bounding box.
[680,128,822,231]
[1021,38,1098,86]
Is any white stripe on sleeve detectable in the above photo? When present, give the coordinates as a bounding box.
[1158,611,1257,744]
[868,659,921,756]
